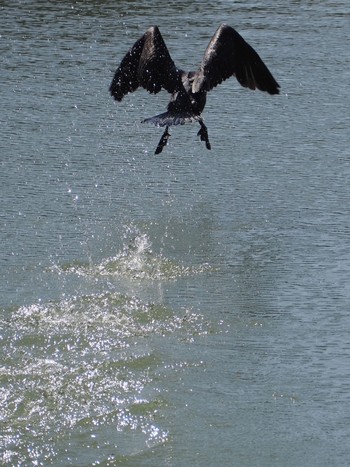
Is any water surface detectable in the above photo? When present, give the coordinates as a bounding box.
[1,1,350,465]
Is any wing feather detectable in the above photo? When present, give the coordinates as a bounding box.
[193,24,280,95]
[110,26,181,101]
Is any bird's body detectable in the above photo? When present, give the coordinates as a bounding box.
[110,24,279,153]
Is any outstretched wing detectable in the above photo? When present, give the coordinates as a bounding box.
[110,26,181,101]
[193,24,280,95]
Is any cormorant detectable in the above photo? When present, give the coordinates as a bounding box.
[110,24,280,154]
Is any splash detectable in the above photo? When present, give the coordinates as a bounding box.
[1,291,211,465]
[57,228,213,281]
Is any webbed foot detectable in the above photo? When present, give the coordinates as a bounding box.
[155,126,170,154]
[197,121,211,150]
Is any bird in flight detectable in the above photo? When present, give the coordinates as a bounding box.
[110,24,280,154]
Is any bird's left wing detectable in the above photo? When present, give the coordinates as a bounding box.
[110,26,181,101]
[193,24,280,95]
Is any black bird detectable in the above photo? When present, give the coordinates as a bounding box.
[110,24,280,154]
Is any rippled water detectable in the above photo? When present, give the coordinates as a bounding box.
[1,1,350,465]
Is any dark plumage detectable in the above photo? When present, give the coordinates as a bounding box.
[110,24,280,154]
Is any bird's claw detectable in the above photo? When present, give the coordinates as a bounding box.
[155,127,171,154]
[197,126,211,150]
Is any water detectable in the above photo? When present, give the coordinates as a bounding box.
[1,0,350,465]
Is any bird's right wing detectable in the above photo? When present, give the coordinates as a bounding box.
[193,24,280,95]
[110,26,181,101]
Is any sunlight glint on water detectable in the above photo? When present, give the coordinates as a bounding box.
[1,0,350,465]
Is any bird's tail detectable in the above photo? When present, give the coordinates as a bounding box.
[142,111,200,127]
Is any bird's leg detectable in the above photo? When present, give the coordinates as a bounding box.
[155,126,171,154]
[197,120,211,150]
